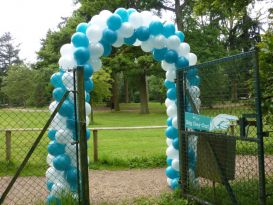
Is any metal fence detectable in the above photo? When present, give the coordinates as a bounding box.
[176,50,273,205]
[0,67,90,205]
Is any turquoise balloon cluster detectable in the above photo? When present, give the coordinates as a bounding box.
[47,8,200,204]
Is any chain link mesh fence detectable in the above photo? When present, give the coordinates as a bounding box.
[177,50,273,205]
[0,69,86,205]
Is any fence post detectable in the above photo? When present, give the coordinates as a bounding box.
[93,130,98,162]
[76,66,91,205]
[5,130,11,161]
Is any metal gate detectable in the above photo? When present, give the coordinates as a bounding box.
[176,50,273,205]
[0,67,90,205]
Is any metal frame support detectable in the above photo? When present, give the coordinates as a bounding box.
[76,66,91,205]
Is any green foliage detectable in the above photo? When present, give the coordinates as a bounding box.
[148,75,165,103]
[258,31,273,123]
[91,68,113,103]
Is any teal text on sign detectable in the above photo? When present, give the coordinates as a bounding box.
[185,112,212,131]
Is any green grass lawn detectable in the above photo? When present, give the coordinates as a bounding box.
[0,102,272,176]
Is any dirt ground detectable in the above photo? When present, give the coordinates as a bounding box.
[0,156,272,205]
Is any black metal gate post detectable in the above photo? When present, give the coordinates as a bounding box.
[254,48,266,205]
[76,66,91,205]
[176,70,188,195]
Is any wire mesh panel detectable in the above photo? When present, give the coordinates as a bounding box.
[176,50,272,205]
[0,69,83,205]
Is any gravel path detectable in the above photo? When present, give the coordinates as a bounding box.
[0,156,272,205]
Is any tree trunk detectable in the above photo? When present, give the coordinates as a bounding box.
[138,73,149,114]
[124,74,129,103]
[112,72,120,111]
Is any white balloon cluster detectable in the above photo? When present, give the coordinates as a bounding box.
[47,8,201,202]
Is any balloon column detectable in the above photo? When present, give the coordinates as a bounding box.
[46,8,201,203]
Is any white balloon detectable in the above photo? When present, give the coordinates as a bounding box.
[55,129,73,144]
[166,138,173,146]
[86,25,103,43]
[151,35,166,49]
[165,98,175,108]
[46,167,65,184]
[177,42,190,56]
[166,35,180,50]
[172,159,180,171]
[60,44,75,56]
[166,70,176,82]
[89,58,102,72]
[190,86,200,98]
[161,61,175,72]
[141,39,153,52]
[89,43,104,58]
[128,12,143,28]
[166,145,179,159]
[100,10,113,19]
[194,98,201,110]
[133,39,141,46]
[86,116,90,126]
[188,53,197,65]
[140,11,153,26]
[46,154,54,166]
[113,36,124,48]
[90,14,107,29]
[51,183,70,197]
[118,22,134,38]
[167,103,177,118]
[65,143,77,156]
[50,114,67,129]
[172,117,178,129]
[85,102,91,115]
[167,177,172,186]
[58,56,77,71]
[49,101,58,113]
[62,72,74,90]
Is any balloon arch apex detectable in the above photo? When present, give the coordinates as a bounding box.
[47,7,200,204]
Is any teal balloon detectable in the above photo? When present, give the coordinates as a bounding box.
[153,48,168,61]
[170,178,181,189]
[100,40,112,57]
[66,116,76,130]
[115,8,129,22]
[167,88,176,100]
[52,87,66,102]
[86,128,90,140]
[189,75,200,86]
[107,14,122,30]
[172,138,179,149]
[53,154,71,171]
[59,100,74,117]
[50,72,64,88]
[74,47,90,65]
[71,32,89,48]
[76,23,88,34]
[48,141,65,156]
[164,50,178,63]
[85,92,90,102]
[135,26,150,41]
[84,64,93,80]
[46,195,61,205]
[48,129,57,141]
[85,79,94,92]
[127,8,137,16]
[186,67,198,78]
[47,180,54,191]
[124,32,137,45]
[166,157,172,166]
[65,167,78,186]
[102,29,117,45]
[166,166,179,179]
[149,21,163,35]
[163,23,175,37]
[175,56,189,68]
[166,117,172,126]
[176,31,185,42]
[165,126,178,139]
[164,80,175,89]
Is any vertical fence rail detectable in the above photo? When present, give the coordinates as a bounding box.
[76,66,91,205]
[5,130,11,161]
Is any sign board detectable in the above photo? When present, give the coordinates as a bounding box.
[185,112,212,131]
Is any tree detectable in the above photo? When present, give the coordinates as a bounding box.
[0,32,21,74]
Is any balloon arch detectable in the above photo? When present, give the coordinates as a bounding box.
[46,8,200,203]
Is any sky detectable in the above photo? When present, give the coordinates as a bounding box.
[0,0,271,64]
